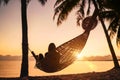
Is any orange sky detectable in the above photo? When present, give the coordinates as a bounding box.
[0,0,120,57]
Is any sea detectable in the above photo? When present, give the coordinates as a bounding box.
[0,60,120,77]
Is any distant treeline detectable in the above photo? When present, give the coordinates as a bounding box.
[81,55,120,61]
[0,55,120,61]
[0,55,34,61]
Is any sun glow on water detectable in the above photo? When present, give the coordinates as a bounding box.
[76,54,97,70]
[76,53,84,60]
[84,61,98,70]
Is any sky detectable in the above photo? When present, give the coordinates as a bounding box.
[0,0,120,57]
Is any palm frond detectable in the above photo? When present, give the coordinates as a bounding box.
[54,0,64,7]
[0,0,1,5]
[77,0,93,26]
[76,11,83,26]
[54,0,80,26]
[4,0,9,4]
[79,0,85,17]
[99,11,116,20]
[97,0,105,10]
[109,0,120,12]
[0,0,9,5]
[53,0,68,21]
[87,0,91,15]
[38,0,47,5]
[116,25,120,47]
[27,0,31,4]
[109,17,119,39]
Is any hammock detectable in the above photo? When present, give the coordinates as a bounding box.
[30,16,98,73]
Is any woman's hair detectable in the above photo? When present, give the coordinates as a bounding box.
[39,53,43,60]
[48,43,56,51]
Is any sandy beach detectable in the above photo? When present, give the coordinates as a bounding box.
[0,68,120,80]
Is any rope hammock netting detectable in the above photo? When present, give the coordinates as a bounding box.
[30,16,98,73]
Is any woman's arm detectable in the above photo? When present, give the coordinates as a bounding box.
[31,51,38,61]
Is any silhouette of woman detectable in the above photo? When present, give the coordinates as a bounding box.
[38,53,44,61]
[43,43,60,71]
[45,43,57,57]
[31,43,60,72]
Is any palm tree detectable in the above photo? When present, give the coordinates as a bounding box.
[98,0,120,48]
[54,0,120,68]
[0,0,47,78]
[93,0,120,68]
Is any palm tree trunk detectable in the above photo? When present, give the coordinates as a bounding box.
[92,0,119,68]
[99,16,120,68]
[20,0,29,77]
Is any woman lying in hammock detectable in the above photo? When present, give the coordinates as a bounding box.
[31,43,61,72]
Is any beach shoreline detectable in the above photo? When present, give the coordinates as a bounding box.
[0,68,120,80]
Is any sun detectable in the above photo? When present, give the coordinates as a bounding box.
[76,53,84,60]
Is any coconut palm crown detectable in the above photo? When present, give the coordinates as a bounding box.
[53,0,95,26]
[54,0,120,47]
[98,0,120,48]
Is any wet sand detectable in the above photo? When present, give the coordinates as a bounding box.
[0,68,120,80]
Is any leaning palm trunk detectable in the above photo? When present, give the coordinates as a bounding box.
[20,0,29,77]
[100,16,120,68]
[92,0,119,68]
